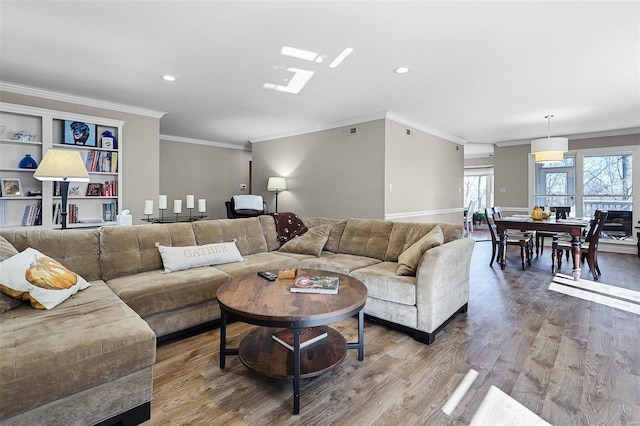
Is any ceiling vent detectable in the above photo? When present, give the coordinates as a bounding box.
[343,126,358,137]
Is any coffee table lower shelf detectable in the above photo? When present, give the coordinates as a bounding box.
[238,326,347,379]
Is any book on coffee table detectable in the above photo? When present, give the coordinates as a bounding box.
[290,275,339,294]
[272,327,328,351]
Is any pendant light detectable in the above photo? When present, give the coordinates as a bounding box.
[531,114,568,162]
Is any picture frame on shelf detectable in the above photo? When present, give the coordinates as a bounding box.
[86,183,103,196]
[63,120,97,147]
[1,178,23,197]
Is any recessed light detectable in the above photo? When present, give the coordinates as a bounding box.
[162,74,177,82]
[394,67,410,74]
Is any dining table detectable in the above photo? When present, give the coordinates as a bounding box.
[494,215,590,281]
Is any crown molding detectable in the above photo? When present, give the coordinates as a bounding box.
[250,110,468,145]
[0,81,166,119]
[384,111,467,145]
[494,127,640,147]
[161,134,251,151]
[250,111,388,143]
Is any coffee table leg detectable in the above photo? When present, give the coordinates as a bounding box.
[292,328,301,414]
[347,309,365,361]
[219,312,227,369]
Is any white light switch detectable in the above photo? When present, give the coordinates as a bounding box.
[389,184,393,193]
[240,184,247,191]
[499,187,506,193]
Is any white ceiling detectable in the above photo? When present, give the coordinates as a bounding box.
[1,1,639,154]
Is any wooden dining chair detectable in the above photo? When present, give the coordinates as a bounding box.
[486,207,533,270]
[536,206,572,255]
[552,210,608,280]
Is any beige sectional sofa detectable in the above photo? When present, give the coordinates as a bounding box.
[0,216,474,425]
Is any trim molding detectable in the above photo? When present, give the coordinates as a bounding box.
[160,134,251,151]
[0,81,166,119]
[385,111,467,145]
[385,207,463,221]
[250,111,388,143]
[495,127,640,147]
[250,110,468,145]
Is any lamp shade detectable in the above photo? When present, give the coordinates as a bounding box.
[267,177,287,192]
[33,149,90,182]
[531,136,568,163]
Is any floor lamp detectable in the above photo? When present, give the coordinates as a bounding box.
[34,149,90,229]
[267,177,287,213]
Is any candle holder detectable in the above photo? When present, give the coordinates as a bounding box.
[146,214,151,222]
[175,213,179,222]
[188,208,193,220]
[159,208,166,222]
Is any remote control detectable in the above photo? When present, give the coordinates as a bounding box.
[258,271,277,281]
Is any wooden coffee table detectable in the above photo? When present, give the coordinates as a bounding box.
[217,269,368,414]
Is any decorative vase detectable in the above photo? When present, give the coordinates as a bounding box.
[18,154,38,169]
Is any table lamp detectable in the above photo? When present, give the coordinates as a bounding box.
[267,177,287,213]
[34,149,90,229]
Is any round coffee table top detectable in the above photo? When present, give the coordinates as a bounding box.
[217,269,368,328]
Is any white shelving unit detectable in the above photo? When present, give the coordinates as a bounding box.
[0,102,124,229]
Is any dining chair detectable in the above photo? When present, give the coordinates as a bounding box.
[464,200,476,235]
[486,207,533,270]
[552,210,608,280]
[536,206,572,255]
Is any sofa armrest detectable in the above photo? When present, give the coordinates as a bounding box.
[414,237,475,333]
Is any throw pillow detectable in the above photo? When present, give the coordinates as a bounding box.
[158,241,244,273]
[0,248,91,310]
[397,226,444,276]
[0,236,23,313]
[0,235,18,261]
[279,225,331,257]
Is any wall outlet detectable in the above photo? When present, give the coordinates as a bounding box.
[240,184,247,191]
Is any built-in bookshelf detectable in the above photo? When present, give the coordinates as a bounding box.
[0,102,124,229]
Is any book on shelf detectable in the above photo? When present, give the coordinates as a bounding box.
[102,201,117,221]
[21,202,42,226]
[290,275,339,294]
[85,151,117,173]
[271,327,328,351]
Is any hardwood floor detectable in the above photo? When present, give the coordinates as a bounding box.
[147,241,640,425]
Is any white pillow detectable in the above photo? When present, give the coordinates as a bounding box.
[158,242,244,273]
[0,248,91,310]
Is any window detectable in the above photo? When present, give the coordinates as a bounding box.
[583,154,632,218]
[531,148,634,241]
[464,167,493,215]
[534,157,575,212]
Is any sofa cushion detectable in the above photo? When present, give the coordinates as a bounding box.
[385,222,462,262]
[158,242,244,272]
[397,225,444,276]
[299,253,381,275]
[0,248,91,310]
[0,236,22,313]
[212,252,298,278]
[279,225,331,257]
[0,235,18,261]
[0,229,101,281]
[100,223,196,280]
[105,267,230,318]
[349,262,416,305]
[258,215,280,251]
[338,219,393,260]
[301,217,346,253]
[0,280,156,420]
[192,218,268,255]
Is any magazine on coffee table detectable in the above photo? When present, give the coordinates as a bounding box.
[290,275,339,294]
[272,327,328,351]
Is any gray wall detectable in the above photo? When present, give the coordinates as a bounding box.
[251,118,464,223]
[0,90,160,223]
[251,120,386,219]
[385,119,464,223]
[159,140,252,219]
